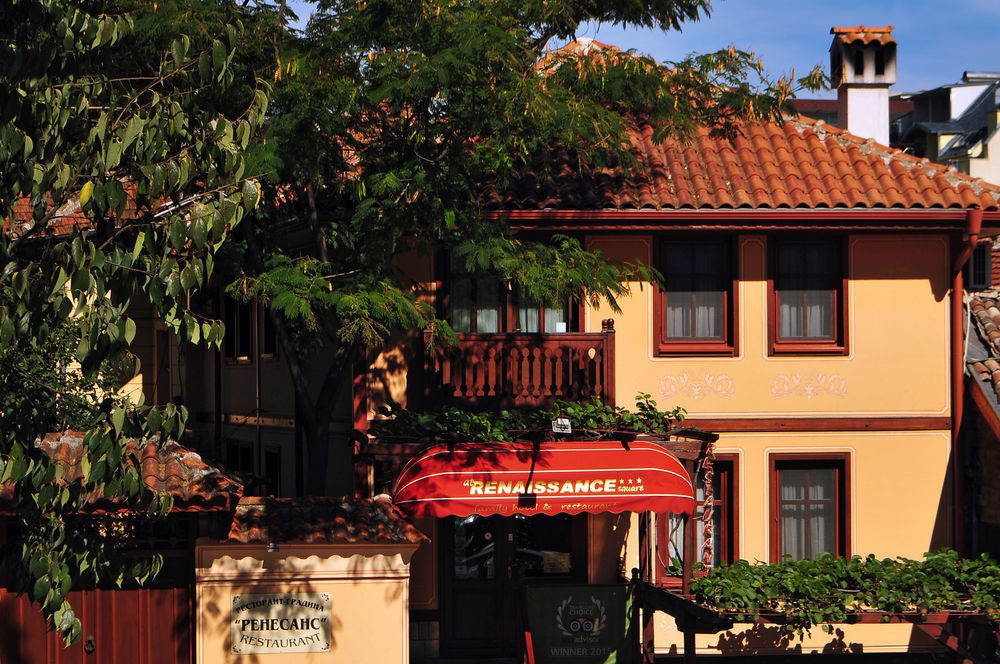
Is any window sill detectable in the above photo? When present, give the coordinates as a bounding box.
[770,341,847,356]
[656,342,736,357]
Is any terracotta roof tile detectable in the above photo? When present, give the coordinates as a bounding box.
[489,114,1000,213]
[968,294,1000,405]
[226,496,428,545]
[0,432,242,512]
[830,26,896,46]
[993,244,1000,289]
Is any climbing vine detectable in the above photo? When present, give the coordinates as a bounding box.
[374,393,687,442]
[690,550,1000,635]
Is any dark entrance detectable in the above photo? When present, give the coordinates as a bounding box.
[440,513,587,659]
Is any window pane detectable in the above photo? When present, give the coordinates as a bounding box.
[776,241,839,342]
[234,301,252,359]
[476,277,501,333]
[666,298,692,338]
[514,514,576,577]
[453,515,495,580]
[543,306,568,333]
[665,463,731,568]
[662,241,727,341]
[780,502,807,560]
[451,278,473,333]
[518,305,539,333]
[518,294,569,333]
[778,466,838,560]
[449,253,502,333]
[694,292,723,338]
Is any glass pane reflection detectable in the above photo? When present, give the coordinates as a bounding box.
[453,515,495,580]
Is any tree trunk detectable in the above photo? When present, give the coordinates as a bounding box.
[243,218,354,496]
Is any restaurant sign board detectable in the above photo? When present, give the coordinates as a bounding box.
[524,585,632,664]
[231,593,332,654]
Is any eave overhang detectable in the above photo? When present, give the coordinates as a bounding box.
[489,208,1000,232]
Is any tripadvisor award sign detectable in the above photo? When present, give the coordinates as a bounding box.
[524,585,633,664]
[231,593,332,654]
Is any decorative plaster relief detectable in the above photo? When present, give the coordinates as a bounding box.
[659,372,735,400]
[771,372,847,399]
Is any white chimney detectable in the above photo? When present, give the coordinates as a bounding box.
[830,26,897,144]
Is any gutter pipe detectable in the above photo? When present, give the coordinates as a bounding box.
[951,207,982,555]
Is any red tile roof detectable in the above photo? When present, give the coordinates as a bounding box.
[546,37,620,58]
[830,26,896,46]
[226,496,428,545]
[993,243,1000,290]
[0,432,243,512]
[8,194,129,237]
[489,116,1000,212]
[968,295,1000,405]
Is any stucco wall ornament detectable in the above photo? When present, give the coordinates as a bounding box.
[771,372,847,399]
[659,372,735,400]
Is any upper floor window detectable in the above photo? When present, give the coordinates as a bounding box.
[224,297,253,361]
[655,239,735,355]
[769,454,850,561]
[223,296,278,362]
[770,238,846,354]
[965,241,994,291]
[449,261,502,334]
[447,254,572,334]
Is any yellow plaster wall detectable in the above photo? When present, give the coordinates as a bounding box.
[586,234,952,419]
[706,431,952,562]
[195,543,418,664]
[650,429,951,656]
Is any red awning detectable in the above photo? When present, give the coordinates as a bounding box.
[392,440,694,518]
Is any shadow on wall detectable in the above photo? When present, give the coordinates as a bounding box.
[928,449,954,554]
[368,341,416,418]
[708,624,863,656]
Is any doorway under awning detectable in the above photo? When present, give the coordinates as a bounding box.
[392,440,695,518]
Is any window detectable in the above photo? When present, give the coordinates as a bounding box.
[223,296,279,361]
[770,238,846,354]
[769,454,850,562]
[224,297,253,361]
[965,241,993,291]
[450,254,502,334]
[657,457,737,581]
[656,239,735,355]
[225,438,255,475]
[264,445,282,495]
[447,253,573,334]
[261,309,279,357]
[516,294,569,334]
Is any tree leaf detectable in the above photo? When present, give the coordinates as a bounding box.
[212,39,226,77]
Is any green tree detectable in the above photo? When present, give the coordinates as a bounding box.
[229,0,822,494]
[0,0,267,642]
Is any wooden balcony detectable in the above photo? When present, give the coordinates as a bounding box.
[423,319,616,410]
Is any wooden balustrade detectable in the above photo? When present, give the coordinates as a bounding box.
[423,319,616,409]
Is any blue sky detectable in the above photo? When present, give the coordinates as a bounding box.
[289,0,1000,98]
[574,0,1000,98]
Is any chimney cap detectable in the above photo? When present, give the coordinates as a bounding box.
[830,26,896,46]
